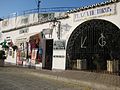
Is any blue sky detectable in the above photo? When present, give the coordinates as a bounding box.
[0,0,108,18]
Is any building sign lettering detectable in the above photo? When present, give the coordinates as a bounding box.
[53,55,65,58]
[81,36,87,48]
[74,4,116,21]
[80,33,106,48]
[98,33,106,47]
[19,27,29,34]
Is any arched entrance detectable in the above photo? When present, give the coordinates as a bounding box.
[66,19,120,73]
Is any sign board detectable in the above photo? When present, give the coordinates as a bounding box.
[74,4,116,21]
[19,27,29,34]
[53,40,66,50]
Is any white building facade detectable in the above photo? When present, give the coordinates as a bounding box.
[0,0,120,73]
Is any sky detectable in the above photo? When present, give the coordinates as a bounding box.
[0,0,108,18]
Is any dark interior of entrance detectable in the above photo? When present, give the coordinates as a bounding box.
[42,39,53,70]
[66,19,120,73]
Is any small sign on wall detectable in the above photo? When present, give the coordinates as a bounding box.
[74,4,116,21]
[53,40,66,50]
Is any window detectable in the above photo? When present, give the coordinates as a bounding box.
[21,16,28,24]
[39,13,54,22]
[21,18,28,24]
[2,20,9,27]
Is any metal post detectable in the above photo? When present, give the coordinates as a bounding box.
[37,0,41,22]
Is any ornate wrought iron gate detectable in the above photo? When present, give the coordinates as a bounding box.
[66,19,120,73]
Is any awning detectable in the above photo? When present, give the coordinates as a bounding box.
[15,32,40,45]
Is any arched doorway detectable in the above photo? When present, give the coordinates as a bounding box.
[66,19,120,72]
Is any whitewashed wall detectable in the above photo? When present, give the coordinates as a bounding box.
[52,2,120,70]
[0,2,120,70]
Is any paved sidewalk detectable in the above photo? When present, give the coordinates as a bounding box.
[3,65,120,90]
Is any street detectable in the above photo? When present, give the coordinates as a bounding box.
[0,67,91,90]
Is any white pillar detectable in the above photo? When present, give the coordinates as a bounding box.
[107,60,119,73]
[77,59,87,70]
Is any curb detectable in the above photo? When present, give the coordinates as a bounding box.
[2,65,120,90]
[26,71,120,90]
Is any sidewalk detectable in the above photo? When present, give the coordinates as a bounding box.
[4,64,120,90]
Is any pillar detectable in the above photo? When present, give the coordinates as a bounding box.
[107,60,119,73]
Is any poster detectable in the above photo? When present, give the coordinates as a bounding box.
[31,49,37,60]
[16,50,23,65]
[31,49,37,64]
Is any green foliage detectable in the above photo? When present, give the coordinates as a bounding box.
[0,50,6,59]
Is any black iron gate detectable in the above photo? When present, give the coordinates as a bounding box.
[66,19,120,74]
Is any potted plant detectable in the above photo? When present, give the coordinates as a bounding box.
[0,49,6,67]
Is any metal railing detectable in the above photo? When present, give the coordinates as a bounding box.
[1,7,78,20]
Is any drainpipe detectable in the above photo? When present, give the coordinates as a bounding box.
[57,21,61,40]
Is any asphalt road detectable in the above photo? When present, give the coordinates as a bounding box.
[0,67,90,90]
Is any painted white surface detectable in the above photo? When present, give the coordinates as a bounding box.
[5,47,17,64]
[0,2,120,69]
[52,50,66,70]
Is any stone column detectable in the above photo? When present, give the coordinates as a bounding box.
[72,60,77,69]
[107,60,119,73]
[77,59,87,70]
[107,60,113,72]
[113,60,119,72]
